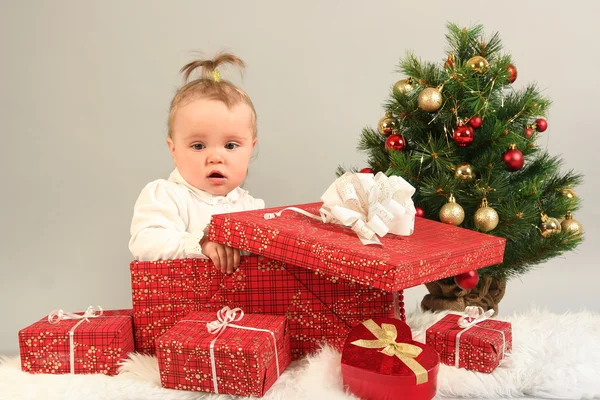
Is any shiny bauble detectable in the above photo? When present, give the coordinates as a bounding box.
[385,133,407,151]
[508,64,518,83]
[474,199,499,232]
[560,211,583,236]
[454,270,480,290]
[561,188,577,200]
[454,163,475,182]
[359,168,373,174]
[503,144,524,172]
[415,207,425,218]
[378,113,398,136]
[393,78,414,96]
[539,216,562,238]
[453,125,475,146]
[535,118,548,132]
[525,127,534,138]
[439,194,464,226]
[469,116,483,129]
[418,87,443,112]
[466,56,489,73]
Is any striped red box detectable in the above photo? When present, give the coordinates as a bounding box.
[130,257,397,358]
[156,310,291,397]
[18,309,134,375]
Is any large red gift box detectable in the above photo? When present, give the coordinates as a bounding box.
[19,308,134,375]
[130,256,397,358]
[207,202,506,292]
[156,309,291,397]
[341,317,439,400]
[425,312,512,373]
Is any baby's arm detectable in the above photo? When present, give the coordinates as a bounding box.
[129,182,206,261]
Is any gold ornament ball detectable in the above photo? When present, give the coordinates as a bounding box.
[393,78,414,96]
[561,211,583,236]
[418,87,443,112]
[439,194,465,226]
[466,56,490,73]
[561,188,577,200]
[454,163,475,182]
[474,200,499,232]
[539,216,562,238]
[377,113,398,136]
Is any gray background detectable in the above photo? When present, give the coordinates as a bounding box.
[1,0,598,356]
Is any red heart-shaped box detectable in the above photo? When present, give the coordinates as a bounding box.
[341,318,439,400]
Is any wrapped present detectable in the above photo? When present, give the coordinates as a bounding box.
[425,306,512,373]
[19,306,134,375]
[207,201,506,292]
[130,256,398,358]
[341,317,439,400]
[156,307,291,397]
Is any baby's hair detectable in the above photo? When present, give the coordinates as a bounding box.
[168,52,257,138]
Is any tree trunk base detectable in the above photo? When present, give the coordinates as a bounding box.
[421,276,507,316]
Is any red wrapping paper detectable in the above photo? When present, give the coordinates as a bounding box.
[207,202,506,292]
[341,317,439,400]
[18,309,134,375]
[156,310,291,397]
[130,256,397,358]
[425,313,512,373]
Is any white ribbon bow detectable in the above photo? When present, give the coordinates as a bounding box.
[48,305,104,324]
[206,306,245,335]
[264,172,416,245]
[457,306,495,329]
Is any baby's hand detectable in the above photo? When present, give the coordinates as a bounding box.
[201,239,240,274]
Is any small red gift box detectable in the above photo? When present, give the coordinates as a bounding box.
[208,202,506,292]
[131,256,396,358]
[156,307,291,397]
[341,317,439,400]
[425,308,512,373]
[19,307,134,375]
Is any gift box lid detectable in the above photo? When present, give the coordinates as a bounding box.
[208,202,506,292]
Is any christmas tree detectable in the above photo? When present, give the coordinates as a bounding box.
[339,23,584,312]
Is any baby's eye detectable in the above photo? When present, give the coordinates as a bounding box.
[225,142,239,150]
[191,143,205,150]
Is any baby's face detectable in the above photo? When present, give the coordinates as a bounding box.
[167,98,256,196]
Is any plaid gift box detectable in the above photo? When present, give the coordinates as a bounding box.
[342,317,440,400]
[425,309,512,373]
[19,307,134,375]
[207,202,507,292]
[130,256,397,358]
[156,308,291,397]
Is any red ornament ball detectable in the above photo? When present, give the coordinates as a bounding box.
[415,207,425,218]
[453,125,475,147]
[469,116,483,129]
[385,134,406,151]
[524,127,534,138]
[503,145,524,172]
[454,270,479,290]
[359,168,373,174]
[535,118,548,132]
[508,64,517,83]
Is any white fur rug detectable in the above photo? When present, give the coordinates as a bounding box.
[1,309,599,400]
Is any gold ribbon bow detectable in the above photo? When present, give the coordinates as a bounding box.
[351,319,428,384]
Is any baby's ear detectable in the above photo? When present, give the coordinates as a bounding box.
[252,137,258,148]
[166,137,177,162]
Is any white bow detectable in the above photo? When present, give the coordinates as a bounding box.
[457,306,495,329]
[48,305,103,324]
[319,172,416,245]
[206,306,244,335]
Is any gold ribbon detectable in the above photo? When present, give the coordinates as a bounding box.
[351,319,428,385]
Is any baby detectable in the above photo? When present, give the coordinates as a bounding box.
[129,53,264,274]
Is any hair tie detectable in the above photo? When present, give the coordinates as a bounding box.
[212,68,221,82]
